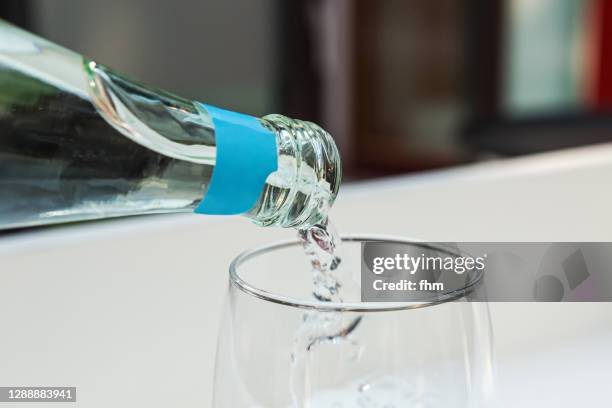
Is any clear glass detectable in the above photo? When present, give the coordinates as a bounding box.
[214,236,497,407]
[0,20,340,230]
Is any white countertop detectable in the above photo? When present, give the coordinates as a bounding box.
[2,143,612,407]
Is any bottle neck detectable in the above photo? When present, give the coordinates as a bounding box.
[87,60,342,228]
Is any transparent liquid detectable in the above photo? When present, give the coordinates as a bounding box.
[296,375,430,408]
[290,224,448,406]
[298,219,344,303]
[292,219,371,407]
[291,225,491,407]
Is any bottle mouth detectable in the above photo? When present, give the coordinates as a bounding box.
[248,115,342,229]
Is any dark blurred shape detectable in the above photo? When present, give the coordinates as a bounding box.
[351,0,469,176]
[278,2,322,123]
[0,1,29,28]
[465,114,612,155]
[465,0,503,123]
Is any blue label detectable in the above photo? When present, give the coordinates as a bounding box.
[194,104,278,215]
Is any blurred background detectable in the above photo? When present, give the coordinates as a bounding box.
[2,0,612,179]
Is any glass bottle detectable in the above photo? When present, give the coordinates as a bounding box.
[0,20,341,230]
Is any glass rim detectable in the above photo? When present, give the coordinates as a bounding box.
[229,234,484,312]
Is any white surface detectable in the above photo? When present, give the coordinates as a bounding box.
[2,144,612,407]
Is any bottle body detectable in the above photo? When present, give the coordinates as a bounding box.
[0,21,340,229]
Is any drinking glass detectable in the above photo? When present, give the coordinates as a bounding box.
[213,236,496,407]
